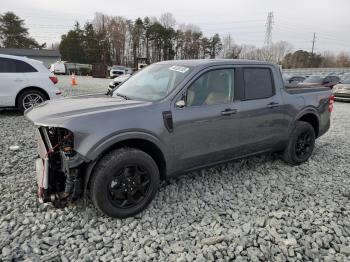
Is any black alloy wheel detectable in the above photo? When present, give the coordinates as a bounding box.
[281,121,315,165]
[295,131,313,159]
[107,165,151,209]
[90,148,160,218]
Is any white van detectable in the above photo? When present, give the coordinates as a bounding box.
[50,61,66,75]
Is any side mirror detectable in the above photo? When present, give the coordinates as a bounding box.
[175,100,186,108]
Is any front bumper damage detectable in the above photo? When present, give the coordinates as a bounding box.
[35,126,85,206]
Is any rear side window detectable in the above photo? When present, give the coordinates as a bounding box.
[0,57,37,73]
[332,76,340,83]
[0,58,16,72]
[243,68,274,100]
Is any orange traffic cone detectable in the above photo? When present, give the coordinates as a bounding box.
[71,73,77,86]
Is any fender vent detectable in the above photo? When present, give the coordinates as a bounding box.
[162,111,173,133]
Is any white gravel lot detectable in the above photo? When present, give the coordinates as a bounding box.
[0,100,350,261]
[56,75,111,96]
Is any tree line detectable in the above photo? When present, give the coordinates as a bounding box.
[59,12,223,67]
[1,11,350,69]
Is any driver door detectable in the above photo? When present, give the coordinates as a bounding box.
[169,67,241,172]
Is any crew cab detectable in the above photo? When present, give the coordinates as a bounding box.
[25,60,333,218]
[0,54,61,111]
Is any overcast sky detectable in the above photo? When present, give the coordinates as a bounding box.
[1,0,349,53]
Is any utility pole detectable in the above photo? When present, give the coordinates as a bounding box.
[310,32,316,67]
[311,32,316,56]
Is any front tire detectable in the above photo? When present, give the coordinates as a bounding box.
[18,89,46,112]
[281,121,316,165]
[90,148,160,218]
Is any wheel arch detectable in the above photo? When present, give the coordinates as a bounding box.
[296,110,320,137]
[83,136,168,193]
[15,86,50,108]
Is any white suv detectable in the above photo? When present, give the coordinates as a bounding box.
[0,54,61,112]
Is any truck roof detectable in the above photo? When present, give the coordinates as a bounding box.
[157,59,277,67]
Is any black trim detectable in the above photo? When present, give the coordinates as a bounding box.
[162,111,173,133]
[234,68,245,100]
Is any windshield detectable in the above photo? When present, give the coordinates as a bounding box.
[113,64,192,101]
[303,75,323,83]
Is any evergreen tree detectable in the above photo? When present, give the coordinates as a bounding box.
[0,12,44,48]
[83,22,100,64]
[59,22,86,63]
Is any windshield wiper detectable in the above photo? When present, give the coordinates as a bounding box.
[115,93,131,100]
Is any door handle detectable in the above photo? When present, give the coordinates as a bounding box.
[221,108,237,116]
[267,102,279,108]
[14,79,24,82]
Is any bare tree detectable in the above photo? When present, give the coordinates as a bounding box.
[159,12,176,29]
[321,51,336,67]
[106,16,128,65]
[336,52,350,67]
[271,41,293,64]
[220,35,242,59]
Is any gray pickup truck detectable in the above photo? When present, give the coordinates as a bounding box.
[25,59,334,218]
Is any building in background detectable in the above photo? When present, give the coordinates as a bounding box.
[0,48,61,68]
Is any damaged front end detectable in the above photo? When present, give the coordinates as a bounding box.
[35,126,85,206]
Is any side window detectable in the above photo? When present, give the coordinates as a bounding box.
[187,69,234,106]
[243,68,274,100]
[14,59,37,73]
[323,76,331,83]
[0,58,37,73]
[0,58,16,73]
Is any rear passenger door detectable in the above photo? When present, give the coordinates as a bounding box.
[234,66,289,154]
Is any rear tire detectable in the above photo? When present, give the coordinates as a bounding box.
[281,121,315,165]
[90,148,160,218]
[17,89,46,112]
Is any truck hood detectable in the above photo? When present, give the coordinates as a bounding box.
[25,93,151,126]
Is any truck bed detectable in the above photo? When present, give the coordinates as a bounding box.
[285,86,330,94]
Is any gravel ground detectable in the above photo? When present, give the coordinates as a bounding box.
[0,102,350,261]
[56,75,111,96]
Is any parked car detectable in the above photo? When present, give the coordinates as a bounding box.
[340,72,350,82]
[298,75,340,89]
[110,65,126,78]
[283,74,306,88]
[50,61,66,75]
[333,75,350,101]
[0,54,61,112]
[107,74,131,95]
[25,59,333,218]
